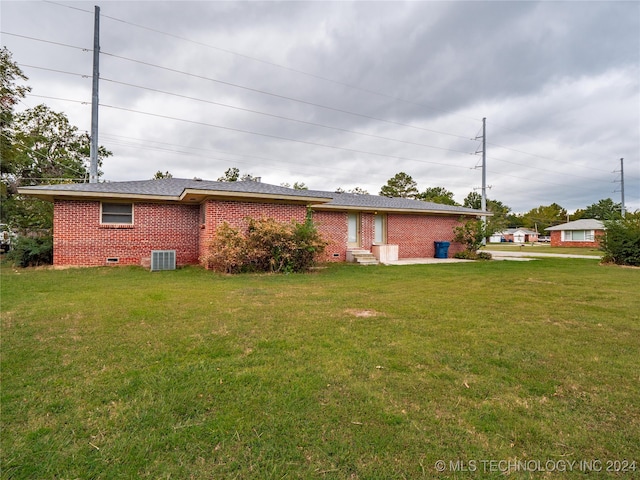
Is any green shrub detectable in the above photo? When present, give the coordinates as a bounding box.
[453,250,492,260]
[7,235,53,267]
[453,218,490,253]
[600,213,640,266]
[205,214,327,274]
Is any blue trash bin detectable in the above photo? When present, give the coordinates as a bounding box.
[434,241,450,259]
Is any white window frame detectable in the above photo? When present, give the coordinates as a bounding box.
[562,230,595,242]
[101,202,134,225]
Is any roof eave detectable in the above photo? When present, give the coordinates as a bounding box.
[17,187,334,205]
[311,203,490,216]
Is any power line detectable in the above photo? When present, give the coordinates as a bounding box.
[100,51,471,141]
[99,102,475,171]
[18,63,474,155]
[44,0,480,123]
[0,31,90,52]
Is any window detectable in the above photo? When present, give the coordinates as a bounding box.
[374,214,386,244]
[101,203,133,224]
[563,230,594,242]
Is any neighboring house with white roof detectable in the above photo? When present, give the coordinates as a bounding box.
[545,219,605,248]
[18,178,487,268]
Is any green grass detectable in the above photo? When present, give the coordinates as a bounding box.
[483,244,602,256]
[1,260,639,479]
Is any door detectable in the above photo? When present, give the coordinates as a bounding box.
[347,213,360,248]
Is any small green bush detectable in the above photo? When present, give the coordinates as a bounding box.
[204,214,327,274]
[453,218,490,253]
[453,250,492,260]
[600,213,640,266]
[7,235,53,267]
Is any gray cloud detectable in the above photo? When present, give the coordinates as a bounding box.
[2,0,638,213]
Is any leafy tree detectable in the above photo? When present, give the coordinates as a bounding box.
[463,191,511,234]
[1,48,112,232]
[335,186,369,195]
[521,203,567,233]
[281,181,308,190]
[1,105,112,231]
[573,198,622,221]
[153,170,173,179]
[417,186,458,205]
[217,167,259,182]
[379,172,418,198]
[217,167,240,182]
[600,211,640,266]
[1,47,31,172]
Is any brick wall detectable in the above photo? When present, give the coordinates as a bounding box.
[53,199,471,267]
[199,200,309,263]
[313,211,348,262]
[53,200,199,266]
[314,211,467,260]
[387,214,466,258]
[550,230,604,248]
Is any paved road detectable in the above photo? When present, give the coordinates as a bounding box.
[483,250,601,260]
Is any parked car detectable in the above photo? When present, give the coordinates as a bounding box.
[538,236,551,243]
[0,224,17,253]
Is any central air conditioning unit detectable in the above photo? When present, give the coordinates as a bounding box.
[151,250,176,271]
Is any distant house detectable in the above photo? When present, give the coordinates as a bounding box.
[489,228,539,243]
[18,178,487,268]
[545,219,605,248]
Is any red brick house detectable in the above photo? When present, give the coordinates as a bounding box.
[545,219,605,248]
[18,178,485,268]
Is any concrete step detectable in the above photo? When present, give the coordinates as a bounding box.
[349,250,380,266]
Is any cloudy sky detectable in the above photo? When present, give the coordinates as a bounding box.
[2,0,639,213]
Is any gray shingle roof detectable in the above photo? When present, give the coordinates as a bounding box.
[546,219,605,231]
[19,178,485,215]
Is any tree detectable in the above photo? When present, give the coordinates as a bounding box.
[1,47,31,172]
[521,203,567,233]
[573,198,622,221]
[153,170,173,179]
[335,186,369,195]
[281,181,308,190]
[217,167,259,182]
[463,191,512,234]
[1,105,112,231]
[600,212,640,266]
[217,167,240,182]
[417,186,458,205]
[379,172,418,198]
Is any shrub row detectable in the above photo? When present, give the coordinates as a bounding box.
[204,215,327,274]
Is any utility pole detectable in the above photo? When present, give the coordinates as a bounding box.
[620,158,625,218]
[481,117,487,217]
[89,5,100,184]
[474,117,488,244]
[613,158,626,218]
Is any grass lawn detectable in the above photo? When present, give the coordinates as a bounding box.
[1,260,639,478]
[482,244,602,256]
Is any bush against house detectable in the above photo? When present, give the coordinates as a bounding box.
[204,215,327,274]
[600,213,640,267]
[452,218,492,260]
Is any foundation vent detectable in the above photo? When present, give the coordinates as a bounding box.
[151,250,176,271]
